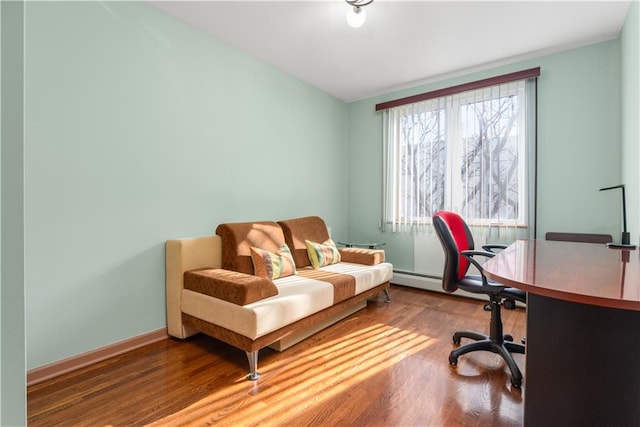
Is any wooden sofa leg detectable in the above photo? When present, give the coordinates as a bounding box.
[245,350,261,380]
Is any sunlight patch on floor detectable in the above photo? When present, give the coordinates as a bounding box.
[147,323,436,426]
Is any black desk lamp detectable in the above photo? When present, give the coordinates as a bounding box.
[599,184,636,249]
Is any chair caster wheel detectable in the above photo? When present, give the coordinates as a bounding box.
[452,335,461,345]
[504,334,514,342]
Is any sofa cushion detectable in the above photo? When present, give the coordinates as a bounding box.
[250,244,297,280]
[184,268,278,305]
[296,268,356,304]
[338,247,385,265]
[216,221,286,275]
[305,239,341,269]
[278,216,331,268]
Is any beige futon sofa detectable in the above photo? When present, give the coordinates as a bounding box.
[166,216,393,380]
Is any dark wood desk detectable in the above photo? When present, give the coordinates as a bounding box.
[483,240,640,427]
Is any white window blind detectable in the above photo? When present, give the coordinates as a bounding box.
[381,73,538,243]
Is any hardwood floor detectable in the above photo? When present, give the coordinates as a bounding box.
[28,285,526,426]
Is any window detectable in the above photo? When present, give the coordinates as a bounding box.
[379,69,539,236]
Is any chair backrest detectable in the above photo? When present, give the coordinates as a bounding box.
[545,232,612,244]
[432,211,475,292]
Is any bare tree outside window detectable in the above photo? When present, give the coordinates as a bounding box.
[399,108,446,220]
[460,94,521,221]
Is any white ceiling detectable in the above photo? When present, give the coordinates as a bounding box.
[149,1,631,102]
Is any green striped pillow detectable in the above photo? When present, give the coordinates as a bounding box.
[305,239,341,269]
[250,244,296,280]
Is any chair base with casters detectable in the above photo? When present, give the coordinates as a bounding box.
[448,289,526,388]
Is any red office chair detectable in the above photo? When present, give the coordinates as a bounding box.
[432,211,526,388]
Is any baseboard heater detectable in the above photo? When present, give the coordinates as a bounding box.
[392,269,521,304]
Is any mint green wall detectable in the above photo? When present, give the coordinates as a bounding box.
[348,41,623,270]
[24,2,348,370]
[16,0,638,410]
[1,1,27,425]
[621,0,639,245]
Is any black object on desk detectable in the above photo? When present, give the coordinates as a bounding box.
[599,184,637,249]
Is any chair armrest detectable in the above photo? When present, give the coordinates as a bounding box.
[461,249,495,260]
[461,250,496,287]
[482,244,508,253]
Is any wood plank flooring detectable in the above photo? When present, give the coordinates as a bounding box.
[28,285,526,426]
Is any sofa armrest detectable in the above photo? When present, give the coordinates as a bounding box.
[338,248,385,265]
[166,236,222,339]
[184,268,278,305]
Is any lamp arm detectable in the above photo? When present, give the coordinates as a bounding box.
[622,186,627,233]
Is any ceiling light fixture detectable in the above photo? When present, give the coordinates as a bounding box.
[346,0,373,28]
